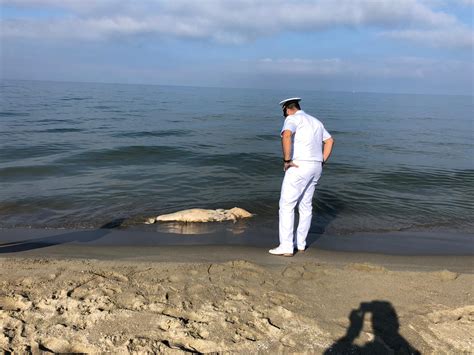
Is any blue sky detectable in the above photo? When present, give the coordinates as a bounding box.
[1,0,473,94]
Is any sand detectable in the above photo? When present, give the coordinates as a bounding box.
[1,245,473,354]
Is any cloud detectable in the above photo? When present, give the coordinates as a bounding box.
[217,55,471,94]
[1,0,120,15]
[252,56,473,80]
[454,0,474,5]
[381,27,474,49]
[255,58,347,76]
[1,15,220,41]
[1,0,469,47]
[420,0,474,6]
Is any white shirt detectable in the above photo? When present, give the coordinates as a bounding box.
[281,110,331,162]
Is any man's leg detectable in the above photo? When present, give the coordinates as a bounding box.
[296,164,322,250]
[278,169,308,252]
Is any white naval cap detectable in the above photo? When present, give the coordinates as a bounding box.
[279,97,301,107]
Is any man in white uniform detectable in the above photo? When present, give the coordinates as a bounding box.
[269,98,334,256]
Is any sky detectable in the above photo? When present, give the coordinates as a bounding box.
[1,0,473,95]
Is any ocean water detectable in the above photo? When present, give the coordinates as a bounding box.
[1,79,473,235]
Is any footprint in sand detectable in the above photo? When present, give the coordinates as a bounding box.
[415,305,474,353]
[0,295,31,311]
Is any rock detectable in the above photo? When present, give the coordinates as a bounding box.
[150,207,253,223]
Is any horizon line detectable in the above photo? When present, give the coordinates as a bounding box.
[1,77,472,97]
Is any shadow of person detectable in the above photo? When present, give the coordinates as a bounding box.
[0,218,125,254]
[324,300,420,354]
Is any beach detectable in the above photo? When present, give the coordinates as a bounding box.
[1,237,473,354]
[1,81,473,353]
[2,0,474,351]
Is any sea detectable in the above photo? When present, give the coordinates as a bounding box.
[1,79,473,237]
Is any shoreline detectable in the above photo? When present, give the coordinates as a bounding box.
[0,226,473,257]
[0,242,473,274]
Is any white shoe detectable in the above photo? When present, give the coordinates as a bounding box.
[269,246,293,257]
[294,245,306,253]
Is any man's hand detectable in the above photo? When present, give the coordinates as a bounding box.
[283,161,298,171]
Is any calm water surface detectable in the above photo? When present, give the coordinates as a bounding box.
[1,80,473,235]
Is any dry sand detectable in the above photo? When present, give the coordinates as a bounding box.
[1,246,473,354]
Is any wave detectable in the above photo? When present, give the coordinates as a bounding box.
[0,111,30,117]
[0,143,78,162]
[112,130,191,138]
[90,105,115,110]
[369,167,474,189]
[60,97,92,101]
[182,152,281,175]
[0,164,73,181]
[56,145,197,168]
[255,134,279,141]
[39,128,84,133]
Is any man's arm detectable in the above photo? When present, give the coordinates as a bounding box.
[281,130,293,161]
[281,130,298,171]
[322,137,334,163]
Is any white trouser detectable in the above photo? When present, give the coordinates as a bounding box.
[279,160,322,252]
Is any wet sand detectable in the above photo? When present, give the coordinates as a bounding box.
[1,228,473,353]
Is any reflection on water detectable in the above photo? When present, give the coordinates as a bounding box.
[154,220,250,235]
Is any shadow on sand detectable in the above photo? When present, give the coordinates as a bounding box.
[324,300,420,354]
[0,219,125,254]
